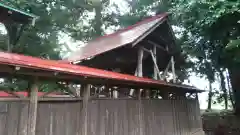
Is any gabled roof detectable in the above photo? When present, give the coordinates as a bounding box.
[67,13,168,63]
[0,52,201,92]
[0,2,38,24]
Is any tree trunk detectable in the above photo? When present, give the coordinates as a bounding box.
[219,70,228,110]
[226,69,234,107]
[4,22,25,53]
[207,81,213,110]
[228,67,240,114]
[94,2,102,37]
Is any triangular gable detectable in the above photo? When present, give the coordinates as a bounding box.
[67,13,168,63]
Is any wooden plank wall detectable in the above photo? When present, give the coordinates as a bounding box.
[0,99,204,135]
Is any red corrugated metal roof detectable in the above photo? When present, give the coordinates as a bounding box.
[0,91,58,97]
[66,13,168,63]
[0,52,201,92]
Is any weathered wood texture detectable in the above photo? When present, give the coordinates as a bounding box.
[28,79,39,135]
[0,99,204,135]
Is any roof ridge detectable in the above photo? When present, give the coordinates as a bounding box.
[91,13,168,42]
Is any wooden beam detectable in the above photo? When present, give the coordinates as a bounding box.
[147,40,167,52]
[27,77,39,135]
[113,90,119,98]
[171,56,176,83]
[1,90,25,98]
[153,45,158,80]
[162,59,171,80]
[149,50,162,80]
[145,89,150,99]
[137,47,144,77]
[39,97,82,101]
[0,97,82,102]
[39,90,56,98]
[141,47,151,53]
[81,84,90,135]
[0,98,28,101]
[137,47,144,134]
[129,67,138,97]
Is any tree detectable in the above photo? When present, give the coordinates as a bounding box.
[0,0,118,92]
[170,0,240,111]
[0,0,93,91]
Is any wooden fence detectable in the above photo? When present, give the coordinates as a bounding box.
[0,99,204,135]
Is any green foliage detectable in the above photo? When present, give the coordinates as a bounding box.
[226,39,240,50]
[170,0,240,109]
[1,0,105,59]
[115,0,169,27]
[0,0,100,91]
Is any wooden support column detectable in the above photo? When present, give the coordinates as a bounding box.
[81,84,90,135]
[171,56,176,83]
[137,47,144,77]
[113,89,119,98]
[162,60,171,80]
[27,77,39,135]
[130,47,144,97]
[137,47,144,99]
[138,89,143,135]
[137,47,144,135]
[150,50,162,80]
[153,45,158,80]
[145,89,150,99]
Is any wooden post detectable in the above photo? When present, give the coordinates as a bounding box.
[27,77,39,135]
[137,47,143,77]
[145,89,150,99]
[171,56,176,83]
[138,88,143,135]
[113,89,119,98]
[129,67,138,97]
[137,47,144,135]
[81,84,90,135]
[153,45,158,80]
[150,50,162,79]
[162,60,171,80]
[129,47,144,97]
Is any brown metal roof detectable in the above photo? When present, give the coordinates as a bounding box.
[66,13,168,63]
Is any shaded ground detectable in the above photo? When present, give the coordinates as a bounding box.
[202,110,240,135]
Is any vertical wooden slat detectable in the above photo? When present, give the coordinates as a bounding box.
[137,47,144,135]
[18,102,29,135]
[27,77,38,135]
[81,84,90,135]
[0,98,205,135]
